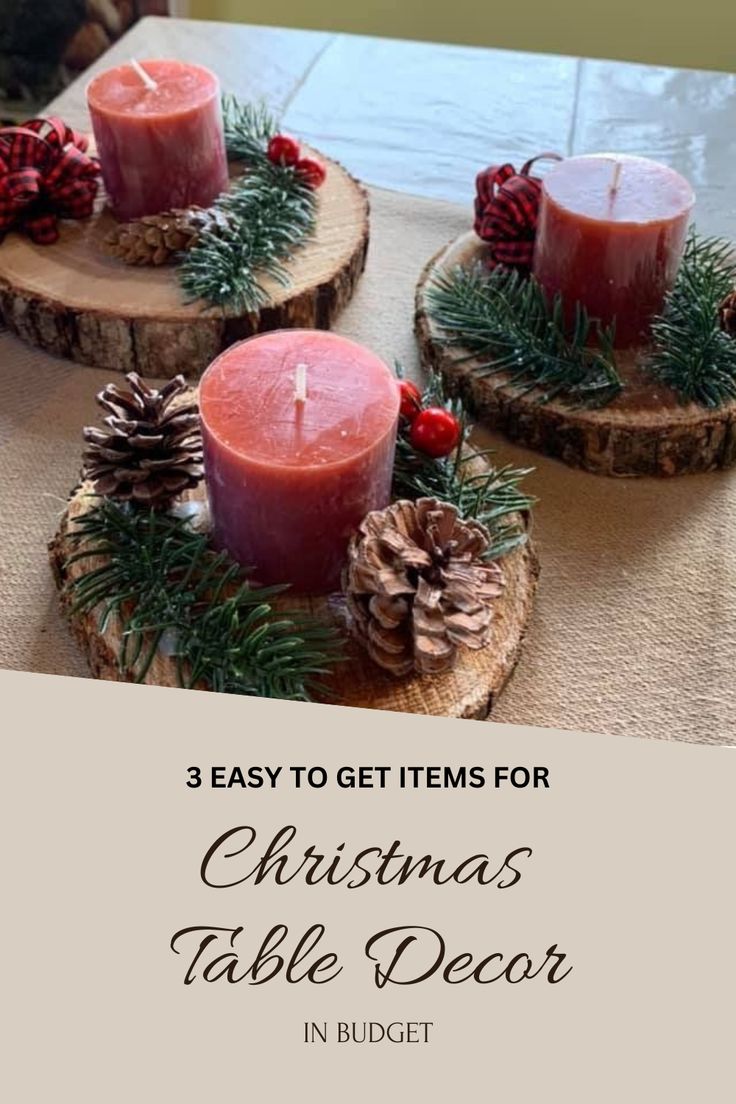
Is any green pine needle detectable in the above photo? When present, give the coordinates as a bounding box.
[178,96,318,312]
[64,500,341,701]
[222,95,277,160]
[645,232,736,408]
[392,370,535,560]
[425,263,623,408]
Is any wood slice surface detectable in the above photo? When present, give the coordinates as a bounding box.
[49,482,538,721]
[416,231,736,477]
[0,148,369,379]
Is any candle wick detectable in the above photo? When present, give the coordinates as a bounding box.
[294,363,308,404]
[130,57,158,92]
[609,159,622,196]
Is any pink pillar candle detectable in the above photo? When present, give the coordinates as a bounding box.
[87,59,229,220]
[532,154,694,347]
[199,330,401,594]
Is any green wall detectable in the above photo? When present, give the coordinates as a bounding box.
[189,0,734,73]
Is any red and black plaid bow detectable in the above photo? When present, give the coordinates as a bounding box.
[0,117,100,245]
[474,152,562,270]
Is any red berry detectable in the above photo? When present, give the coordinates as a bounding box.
[267,134,300,166]
[409,407,461,458]
[296,157,327,188]
[398,379,422,422]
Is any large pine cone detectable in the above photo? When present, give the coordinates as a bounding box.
[82,373,204,508]
[720,290,736,337]
[102,205,230,266]
[344,498,505,677]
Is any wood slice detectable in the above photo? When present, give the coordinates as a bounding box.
[0,148,369,379]
[416,231,736,477]
[49,482,538,721]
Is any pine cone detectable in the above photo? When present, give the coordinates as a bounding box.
[102,205,230,266]
[82,373,204,508]
[719,290,736,337]
[344,498,505,677]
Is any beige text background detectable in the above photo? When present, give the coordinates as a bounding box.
[1,669,734,1102]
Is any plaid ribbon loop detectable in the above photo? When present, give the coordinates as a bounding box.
[0,117,100,245]
[474,152,562,270]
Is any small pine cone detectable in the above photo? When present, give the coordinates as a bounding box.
[82,373,204,509]
[102,205,230,266]
[719,290,736,337]
[344,498,505,677]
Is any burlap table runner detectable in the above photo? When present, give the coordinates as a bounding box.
[0,186,732,745]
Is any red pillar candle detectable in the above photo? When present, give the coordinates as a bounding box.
[199,330,400,594]
[87,59,228,220]
[532,154,694,347]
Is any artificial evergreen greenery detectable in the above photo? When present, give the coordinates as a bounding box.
[425,263,623,408]
[179,97,317,312]
[392,370,535,560]
[221,96,275,161]
[426,233,736,412]
[646,232,736,408]
[64,499,340,700]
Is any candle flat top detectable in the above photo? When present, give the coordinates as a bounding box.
[200,331,400,469]
[543,154,694,224]
[87,60,219,118]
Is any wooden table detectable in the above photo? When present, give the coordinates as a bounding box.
[48,16,736,237]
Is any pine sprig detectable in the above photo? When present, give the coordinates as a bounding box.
[426,263,623,408]
[64,499,341,700]
[222,95,277,160]
[646,232,736,408]
[392,370,535,560]
[179,96,318,312]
